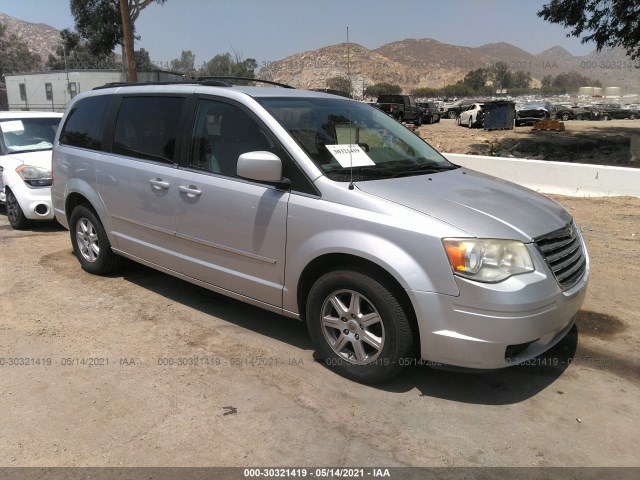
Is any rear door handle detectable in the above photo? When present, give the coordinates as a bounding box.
[178,185,202,197]
[149,178,170,189]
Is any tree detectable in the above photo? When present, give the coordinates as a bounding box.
[326,76,352,94]
[411,87,441,97]
[492,61,512,89]
[71,0,123,57]
[198,53,257,83]
[0,23,42,77]
[170,50,196,77]
[46,29,117,70]
[69,0,168,81]
[365,82,402,97]
[134,48,152,70]
[539,0,640,61]
[462,68,490,93]
[512,70,532,89]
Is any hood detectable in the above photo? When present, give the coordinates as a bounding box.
[1,150,53,169]
[355,168,572,242]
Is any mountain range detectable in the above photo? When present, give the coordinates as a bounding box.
[2,11,639,93]
[261,39,640,93]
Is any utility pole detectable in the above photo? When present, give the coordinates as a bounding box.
[63,45,71,101]
[119,0,137,82]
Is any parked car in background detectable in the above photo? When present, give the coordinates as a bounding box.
[418,102,441,124]
[515,101,553,126]
[457,102,484,128]
[0,111,63,229]
[591,104,638,120]
[443,99,478,119]
[375,94,423,126]
[553,104,593,121]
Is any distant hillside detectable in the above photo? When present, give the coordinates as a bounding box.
[261,38,640,94]
[0,12,60,64]
[2,9,638,94]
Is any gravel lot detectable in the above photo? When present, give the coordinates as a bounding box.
[1,123,639,467]
[419,118,640,168]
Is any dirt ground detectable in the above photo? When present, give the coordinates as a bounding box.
[418,118,640,168]
[0,187,639,468]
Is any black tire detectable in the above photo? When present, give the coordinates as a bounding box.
[396,113,404,123]
[456,116,461,126]
[447,110,457,119]
[576,114,583,121]
[307,270,415,384]
[630,113,637,120]
[6,190,31,230]
[428,114,434,124]
[601,114,610,121]
[69,205,121,275]
[561,113,570,121]
[468,116,473,128]
[414,114,422,127]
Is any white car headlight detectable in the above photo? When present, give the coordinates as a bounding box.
[16,165,53,187]
[442,238,534,282]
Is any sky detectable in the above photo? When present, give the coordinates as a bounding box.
[1,0,598,68]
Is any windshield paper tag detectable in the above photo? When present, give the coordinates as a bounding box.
[325,144,375,168]
[0,120,25,133]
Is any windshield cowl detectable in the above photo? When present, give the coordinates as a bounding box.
[324,163,459,181]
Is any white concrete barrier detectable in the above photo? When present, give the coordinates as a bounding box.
[443,153,640,198]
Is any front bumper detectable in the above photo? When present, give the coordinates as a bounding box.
[409,261,589,369]
[4,181,54,221]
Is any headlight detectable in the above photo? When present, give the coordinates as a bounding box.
[16,165,52,187]
[443,238,534,283]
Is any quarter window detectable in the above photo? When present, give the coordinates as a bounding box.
[112,96,184,164]
[59,95,111,151]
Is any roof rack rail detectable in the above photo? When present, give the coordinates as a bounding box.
[195,76,295,89]
[92,79,232,90]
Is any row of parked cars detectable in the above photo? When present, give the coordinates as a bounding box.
[0,81,589,384]
[452,99,639,129]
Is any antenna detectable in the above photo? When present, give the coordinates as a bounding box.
[347,26,355,190]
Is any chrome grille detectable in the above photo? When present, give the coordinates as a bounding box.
[535,223,586,290]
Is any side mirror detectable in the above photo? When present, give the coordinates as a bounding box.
[237,151,284,183]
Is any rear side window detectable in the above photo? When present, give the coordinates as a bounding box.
[59,95,111,151]
[112,96,184,164]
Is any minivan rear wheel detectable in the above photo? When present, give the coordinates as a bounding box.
[70,205,121,275]
[307,270,414,383]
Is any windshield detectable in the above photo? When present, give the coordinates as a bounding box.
[257,97,455,181]
[0,117,61,154]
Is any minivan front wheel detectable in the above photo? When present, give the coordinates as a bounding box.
[307,270,414,383]
[70,205,121,275]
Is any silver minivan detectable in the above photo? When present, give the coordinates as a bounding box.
[52,83,589,383]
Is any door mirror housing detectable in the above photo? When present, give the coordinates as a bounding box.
[237,151,284,183]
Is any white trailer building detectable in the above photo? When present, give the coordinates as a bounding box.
[4,69,184,112]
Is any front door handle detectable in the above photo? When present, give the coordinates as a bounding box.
[178,185,202,197]
[149,178,170,190]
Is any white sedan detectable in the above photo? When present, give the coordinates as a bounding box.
[457,103,484,128]
[0,111,63,229]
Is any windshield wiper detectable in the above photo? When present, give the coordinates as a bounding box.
[389,163,459,177]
